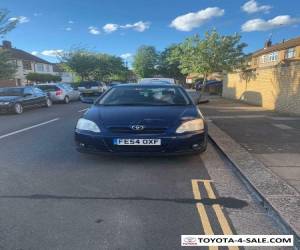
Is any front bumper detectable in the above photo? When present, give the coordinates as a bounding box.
[0,104,13,114]
[75,130,207,155]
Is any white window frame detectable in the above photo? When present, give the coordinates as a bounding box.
[36,63,44,72]
[286,47,296,59]
[268,52,278,62]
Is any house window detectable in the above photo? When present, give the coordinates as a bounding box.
[22,60,32,70]
[45,64,50,72]
[268,52,278,62]
[260,55,267,63]
[36,63,44,72]
[285,47,296,59]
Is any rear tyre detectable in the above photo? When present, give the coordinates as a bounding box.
[14,103,23,114]
[45,98,52,107]
[64,96,70,104]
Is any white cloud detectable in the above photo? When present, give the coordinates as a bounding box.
[103,23,119,33]
[170,7,224,31]
[88,26,101,35]
[120,53,132,60]
[31,51,39,56]
[242,15,300,32]
[33,13,42,17]
[103,21,150,33]
[68,20,74,24]
[41,49,63,57]
[242,0,272,14]
[121,21,150,32]
[9,16,30,24]
[65,27,72,31]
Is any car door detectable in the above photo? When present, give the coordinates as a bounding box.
[22,87,36,108]
[68,86,79,100]
[33,87,46,106]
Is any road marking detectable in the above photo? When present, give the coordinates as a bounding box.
[204,181,239,250]
[270,117,300,121]
[78,108,88,113]
[191,180,217,250]
[0,118,60,140]
[207,115,265,119]
[272,124,293,130]
[191,179,239,250]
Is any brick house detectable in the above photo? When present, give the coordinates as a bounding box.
[0,40,56,87]
[250,36,300,68]
[223,36,300,115]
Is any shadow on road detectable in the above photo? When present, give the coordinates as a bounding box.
[0,194,248,209]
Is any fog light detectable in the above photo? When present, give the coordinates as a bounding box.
[79,143,85,147]
[192,144,201,149]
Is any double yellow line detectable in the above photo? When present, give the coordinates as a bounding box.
[191,179,239,250]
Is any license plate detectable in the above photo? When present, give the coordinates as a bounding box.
[113,138,161,146]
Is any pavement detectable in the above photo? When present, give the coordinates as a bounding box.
[200,96,300,194]
[0,101,293,250]
[200,96,300,245]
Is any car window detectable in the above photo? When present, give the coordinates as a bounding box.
[98,86,190,106]
[24,87,34,95]
[37,85,59,92]
[0,87,24,96]
[33,88,44,95]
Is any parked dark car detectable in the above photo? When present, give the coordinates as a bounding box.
[0,86,52,114]
[75,84,207,155]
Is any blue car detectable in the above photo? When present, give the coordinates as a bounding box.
[75,84,207,155]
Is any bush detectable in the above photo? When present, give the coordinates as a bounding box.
[26,73,61,83]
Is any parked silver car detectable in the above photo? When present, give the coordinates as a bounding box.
[36,83,80,104]
[78,81,105,95]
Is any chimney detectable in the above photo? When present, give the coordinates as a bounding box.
[264,39,272,48]
[2,40,12,49]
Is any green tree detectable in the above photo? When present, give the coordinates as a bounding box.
[0,9,17,37]
[0,49,16,80]
[173,30,247,85]
[0,9,18,80]
[61,49,98,81]
[92,54,127,82]
[61,49,128,82]
[133,45,158,78]
[157,45,186,82]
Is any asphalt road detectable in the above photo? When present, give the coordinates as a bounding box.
[0,102,291,250]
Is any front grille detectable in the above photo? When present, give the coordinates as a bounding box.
[109,127,167,134]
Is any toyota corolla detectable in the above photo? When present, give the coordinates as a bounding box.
[75,84,207,155]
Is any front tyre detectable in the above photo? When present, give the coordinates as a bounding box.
[14,103,23,114]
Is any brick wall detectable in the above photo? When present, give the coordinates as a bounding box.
[0,80,16,88]
[223,61,300,115]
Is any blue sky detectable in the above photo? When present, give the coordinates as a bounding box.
[1,0,300,63]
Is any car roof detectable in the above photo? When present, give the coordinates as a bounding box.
[111,83,181,88]
[139,80,173,85]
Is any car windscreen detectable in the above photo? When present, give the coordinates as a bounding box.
[97,86,191,106]
[0,88,24,96]
[36,85,59,92]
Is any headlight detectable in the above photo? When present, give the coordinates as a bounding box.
[0,102,10,105]
[176,119,204,133]
[76,118,101,133]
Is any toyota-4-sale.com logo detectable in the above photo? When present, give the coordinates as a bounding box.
[181,235,294,247]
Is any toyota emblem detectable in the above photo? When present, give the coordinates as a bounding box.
[131,125,145,131]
